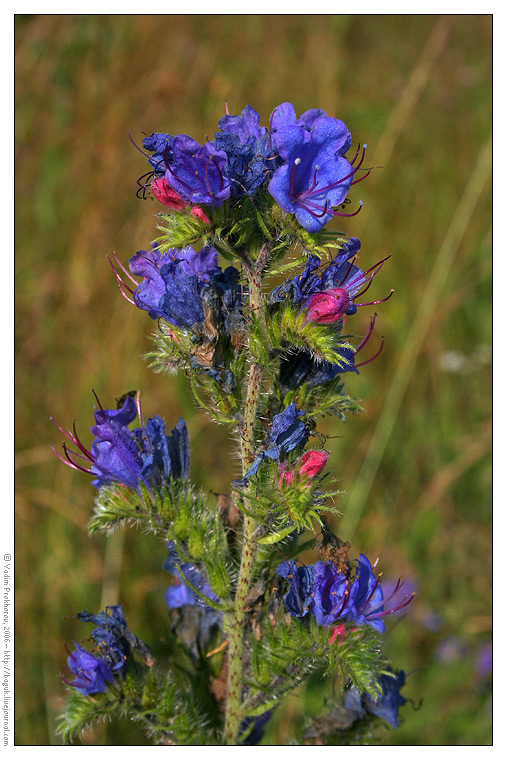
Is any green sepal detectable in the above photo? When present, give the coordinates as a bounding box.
[87,482,173,537]
[267,302,355,365]
[256,524,296,545]
[153,211,210,251]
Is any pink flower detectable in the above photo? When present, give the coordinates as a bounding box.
[304,288,350,324]
[278,450,328,487]
[152,178,188,209]
[151,178,210,224]
[299,450,328,478]
[329,622,346,645]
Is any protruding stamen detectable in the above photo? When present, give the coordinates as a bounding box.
[355,289,394,308]
[330,200,363,218]
[356,314,377,354]
[351,169,371,186]
[128,131,151,158]
[289,158,301,196]
[348,254,392,295]
[348,142,361,166]
[333,580,351,618]
[135,390,144,430]
[367,591,416,619]
[92,389,106,419]
[338,256,359,288]
[355,336,385,368]
[357,573,382,613]
[58,443,92,474]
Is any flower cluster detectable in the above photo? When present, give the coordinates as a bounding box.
[137,103,368,233]
[62,606,150,696]
[242,403,308,482]
[271,237,392,389]
[53,392,189,494]
[276,555,414,634]
[110,245,245,390]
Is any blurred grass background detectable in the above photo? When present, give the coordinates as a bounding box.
[15,14,492,745]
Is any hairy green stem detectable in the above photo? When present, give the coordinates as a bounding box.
[222,245,269,745]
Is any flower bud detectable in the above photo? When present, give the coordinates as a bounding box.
[151,178,188,209]
[278,450,328,487]
[298,449,328,478]
[304,288,350,324]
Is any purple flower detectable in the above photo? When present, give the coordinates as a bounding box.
[276,560,317,618]
[140,416,189,488]
[275,553,414,632]
[53,393,190,493]
[164,135,231,206]
[63,642,115,696]
[120,246,244,346]
[142,132,174,175]
[475,642,492,681]
[347,556,415,633]
[268,103,364,232]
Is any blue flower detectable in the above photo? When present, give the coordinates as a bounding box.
[163,542,219,611]
[243,403,308,481]
[362,669,407,729]
[239,710,273,745]
[268,104,356,232]
[218,105,267,142]
[268,239,361,307]
[311,561,355,626]
[275,560,316,618]
[213,105,276,198]
[164,135,231,206]
[76,605,131,674]
[347,554,386,633]
[163,543,222,652]
[279,349,357,394]
[88,395,145,490]
[127,245,245,344]
[342,670,406,730]
[274,552,414,633]
[140,416,189,488]
[142,132,174,175]
[53,393,190,493]
[129,247,206,328]
[63,642,115,695]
